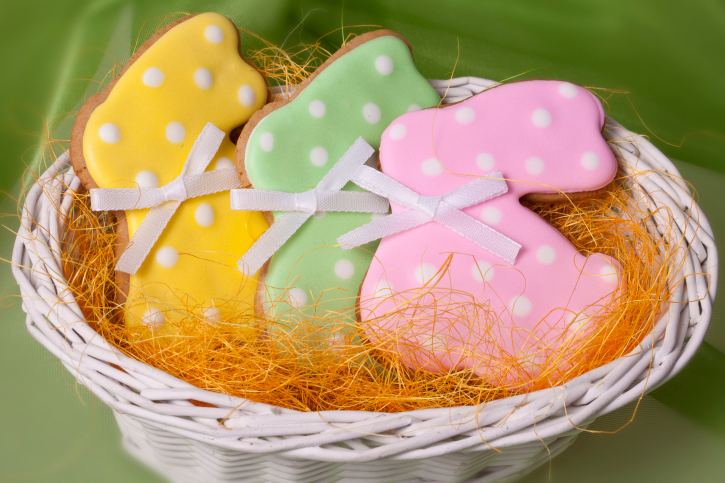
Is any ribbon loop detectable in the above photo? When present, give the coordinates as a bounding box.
[339,168,522,264]
[232,137,386,276]
[88,123,238,274]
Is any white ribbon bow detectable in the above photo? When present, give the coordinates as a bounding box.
[90,123,240,275]
[231,137,389,275]
[338,165,522,264]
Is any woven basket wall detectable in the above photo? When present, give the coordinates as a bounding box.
[11,77,718,483]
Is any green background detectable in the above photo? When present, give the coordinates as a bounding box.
[1,0,723,481]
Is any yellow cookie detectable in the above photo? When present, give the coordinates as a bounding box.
[70,13,268,340]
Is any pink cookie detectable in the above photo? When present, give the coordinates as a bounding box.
[358,80,621,388]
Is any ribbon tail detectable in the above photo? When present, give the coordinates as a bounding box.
[116,202,180,274]
[182,123,227,176]
[237,211,310,275]
[90,188,165,211]
[442,171,508,208]
[337,209,429,250]
[352,165,423,208]
[436,205,521,264]
[317,137,375,191]
[230,189,301,212]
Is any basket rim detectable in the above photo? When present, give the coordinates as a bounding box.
[10,76,718,464]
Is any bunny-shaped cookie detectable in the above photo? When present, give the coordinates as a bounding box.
[236,31,440,342]
[71,13,268,340]
[358,80,621,387]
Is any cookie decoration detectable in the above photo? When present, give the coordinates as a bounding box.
[235,31,440,340]
[70,13,269,339]
[352,80,622,386]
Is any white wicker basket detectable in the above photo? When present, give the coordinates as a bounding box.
[11,77,717,483]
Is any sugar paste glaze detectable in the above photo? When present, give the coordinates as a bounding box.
[81,13,268,338]
[242,33,440,339]
[358,80,622,386]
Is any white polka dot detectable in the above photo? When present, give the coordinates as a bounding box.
[408,104,421,112]
[143,308,165,329]
[480,206,502,225]
[288,288,308,307]
[195,203,215,227]
[600,263,619,284]
[389,124,407,140]
[375,55,394,75]
[374,280,394,298]
[559,82,579,99]
[510,296,532,317]
[581,151,601,170]
[328,333,346,352]
[135,171,159,189]
[414,331,448,353]
[155,246,179,268]
[471,260,494,282]
[422,158,443,177]
[142,67,165,87]
[260,132,274,152]
[455,107,475,124]
[309,100,326,118]
[414,263,438,285]
[214,157,234,170]
[98,123,121,144]
[204,25,224,44]
[371,212,386,222]
[475,153,495,171]
[363,103,381,124]
[536,245,556,264]
[193,68,213,89]
[532,109,552,128]
[525,156,544,175]
[166,122,185,143]
[203,306,221,322]
[566,312,589,335]
[238,85,256,107]
[312,211,326,219]
[309,147,328,167]
[334,259,355,280]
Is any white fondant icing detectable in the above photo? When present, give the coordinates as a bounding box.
[309,146,329,167]
[422,158,443,177]
[98,123,121,144]
[414,263,437,285]
[334,259,355,280]
[203,306,221,322]
[536,245,556,264]
[408,104,421,112]
[510,295,532,317]
[238,85,256,107]
[155,246,179,268]
[193,68,213,90]
[142,67,165,88]
[363,103,382,124]
[600,263,619,284]
[214,157,234,170]
[309,99,326,118]
[480,206,502,225]
[143,308,165,329]
[195,203,215,227]
[135,170,159,189]
[525,156,544,175]
[375,55,394,75]
[581,151,601,170]
[471,260,494,282]
[165,122,185,143]
[288,287,308,307]
[204,25,224,44]
[455,107,475,124]
[532,108,552,128]
[260,132,274,152]
[389,124,407,140]
[558,82,579,99]
[475,153,495,171]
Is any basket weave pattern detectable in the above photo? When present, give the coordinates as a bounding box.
[11,77,717,483]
